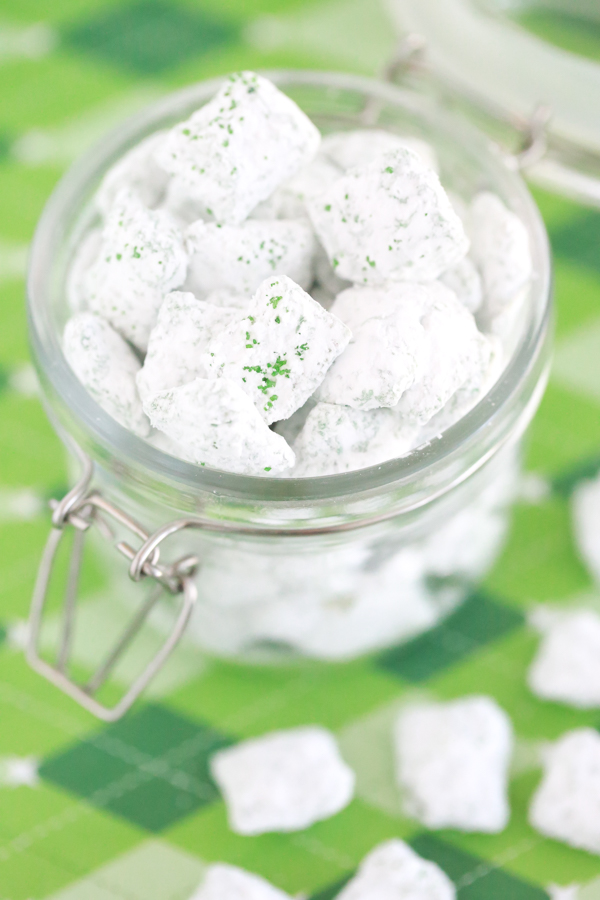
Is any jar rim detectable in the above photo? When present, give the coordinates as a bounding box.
[27,69,552,506]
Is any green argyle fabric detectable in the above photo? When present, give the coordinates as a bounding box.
[1,1,600,898]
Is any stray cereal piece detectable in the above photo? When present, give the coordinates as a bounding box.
[66,227,102,312]
[439,255,483,313]
[84,189,188,350]
[529,728,600,855]
[572,474,600,584]
[146,377,295,476]
[63,312,149,436]
[190,863,292,900]
[185,218,316,297]
[155,71,321,225]
[469,192,532,315]
[528,609,600,708]
[395,696,513,832]
[205,275,351,424]
[136,291,238,403]
[210,725,355,834]
[307,147,468,285]
[292,402,421,477]
[321,128,439,174]
[96,131,169,216]
[336,839,456,900]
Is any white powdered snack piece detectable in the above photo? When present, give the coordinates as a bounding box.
[155,71,320,225]
[321,128,439,174]
[572,474,600,583]
[529,728,600,854]
[313,241,352,297]
[336,839,455,900]
[185,218,316,297]
[210,726,355,834]
[137,291,238,403]
[160,174,214,226]
[205,275,351,424]
[96,130,169,216]
[307,147,468,285]
[528,609,600,708]
[439,256,483,313]
[66,227,102,312]
[84,189,188,350]
[63,312,149,437]
[395,696,513,832]
[469,192,532,315]
[204,287,250,310]
[191,863,292,900]
[292,402,421,477]
[146,377,295,475]
[318,283,490,422]
[251,155,342,221]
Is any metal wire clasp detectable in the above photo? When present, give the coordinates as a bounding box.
[27,454,199,722]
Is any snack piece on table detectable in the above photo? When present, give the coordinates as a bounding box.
[185,218,316,297]
[439,255,483,313]
[84,189,188,350]
[321,128,439,174]
[469,191,532,317]
[96,130,169,216]
[318,283,490,423]
[528,609,600,708]
[394,696,513,832]
[205,275,351,424]
[572,474,600,583]
[292,402,420,477]
[155,71,321,225]
[529,728,600,854]
[336,839,455,900]
[63,312,149,437]
[145,377,295,475]
[210,725,355,834]
[190,863,292,900]
[137,291,239,403]
[307,146,468,285]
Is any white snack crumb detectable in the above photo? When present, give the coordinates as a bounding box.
[528,609,600,708]
[84,189,188,350]
[136,291,238,403]
[185,218,316,297]
[155,71,320,225]
[395,696,513,832]
[307,146,468,285]
[190,863,292,900]
[145,377,295,475]
[210,725,355,835]
[63,312,149,437]
[66,227,102,312]
[96,130,169,216]
[469,192,532,315]
[336,839,455,900]
[205,275,351,424]
[572,474,600,583]
[292,402,420,477]
[529,728,600,855]
[321,128,439,174]
[439,255,483,313]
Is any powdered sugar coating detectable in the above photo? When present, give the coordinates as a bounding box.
[66,227,101,312]
[395,696,513,832]
[529,728,600,854]
[96,130,169,216]
[145,377,295,475]
[307,147,468,285]
[84,189,188,350]
[63,312,149,437]
[136,291,238,403]
[210,726,355,834]
[205,275,351,424]
[528,609,600,708]
[185,218,316,297]
[439,255,483,313]
[190,864,292,900]
[321,128,439,174]
[336,839,455,900]
[155,71,320,225]
[251,154,342,221]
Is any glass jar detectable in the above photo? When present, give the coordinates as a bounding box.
[26,71,552,709]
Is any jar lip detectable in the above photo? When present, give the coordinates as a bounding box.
[27,69,552,505]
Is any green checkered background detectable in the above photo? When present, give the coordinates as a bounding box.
[1,1,600,897]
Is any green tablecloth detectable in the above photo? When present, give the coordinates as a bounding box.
[2,2,600,897]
